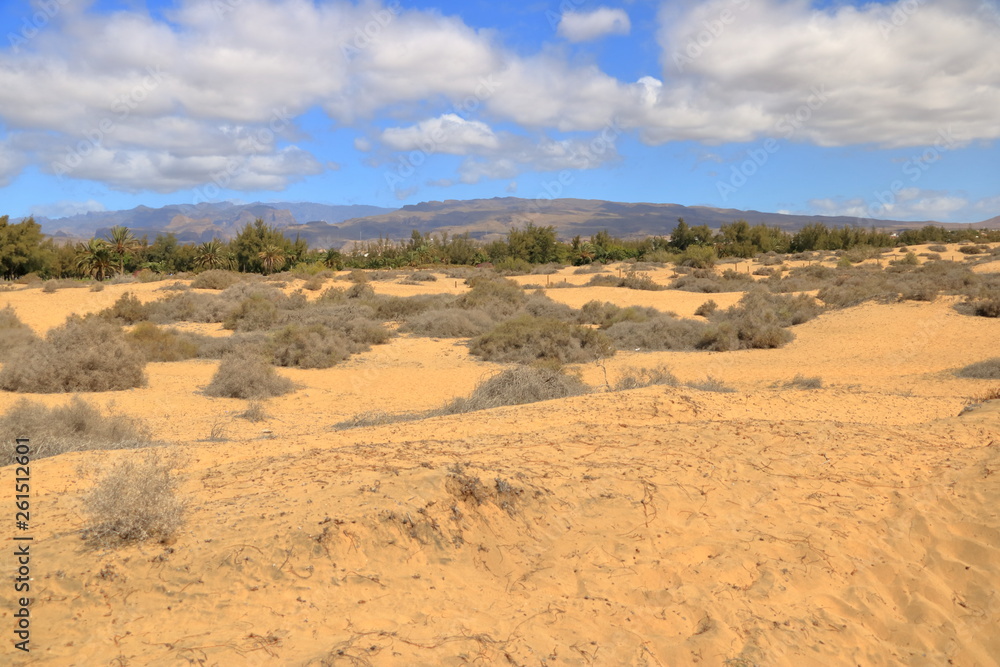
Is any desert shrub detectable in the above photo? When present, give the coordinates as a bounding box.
[530,263,563,275]
[642,249,679,263]
[0,306,37,362]
[0,397,152,464]
[82,452,183,548]
[457,276,525,317]
[407,270,438,282]
[612,365,678,391]
[90,282,105,292]
[268,324,352,368]
[302,275,326,291]
[927,245,947,252]
[101,292,150,324]
[923,253,942,261]
[494,257,533,275]
[698,291,819,351]
[605,316,707,351]
[758,253,784,266]
[573,262,607,274]
[0,316,146,393]
[238,400,268,422]
[223,295,279,331]
[896,252,919,266]
[971,298,1000,318]
[470,315,614,364]
[842,246,882,263]
[42,280,58,293]
[586,273,622,287]
[720,268,753,282]
[955,358,1000,379]
[331,410,425,430]
[367,294,449,321]
[522,292,577,321]
[445,366,588,413]
[191,270,244,290]
[204,348,295,399]
[156,281,190,292]
[402,308,495,338]
[694,299,718,317]
[686,376,736,393]
[783,374,823,389]
[619,271,664,291]
[346,269,370,283]
[346,282,376,299]
[126,322,200,362]
[958,245,983,254]
[817,270,896,308]
[148,292,229,324]
[754,266,776,276]
[577,301,662,328]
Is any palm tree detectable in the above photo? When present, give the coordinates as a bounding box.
[258,244,286,275]
[75,239,114,281]
[195,239,229,270]
[105,226,141,275]
[322,248,343,270]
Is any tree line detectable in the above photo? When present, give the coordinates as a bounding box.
[1,214,997,281]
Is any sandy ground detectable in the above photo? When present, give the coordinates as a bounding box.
[2,252,999,666]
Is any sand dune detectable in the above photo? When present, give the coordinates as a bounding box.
[2,259,999,666]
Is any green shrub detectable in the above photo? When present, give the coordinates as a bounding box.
[445,366,588,413]
[126,322,200,362]
[0,316,147,393]
[204,348,295,399]
[470,315,614,364]
[82,452,183,547]
[678,245,717,269]
[0,397,152,464]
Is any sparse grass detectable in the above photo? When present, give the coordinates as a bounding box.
[955,358,1000,379]
[0,305,38,362]
[81,452,184,548]
[612,365,678,391]
[0,315,147,393]
[330,410,423,431]
[0,397,152,464]
[204,348,295,399]
[782,374,823,389]
[470,315,614,364]
[238,400,269,422]
[686,376,736,393]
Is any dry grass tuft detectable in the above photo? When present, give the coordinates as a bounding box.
[204,347,295,399]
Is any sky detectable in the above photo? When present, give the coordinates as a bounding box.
[0,0,997,224]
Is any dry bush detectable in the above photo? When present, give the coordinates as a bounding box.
[782,374,823,389]
[82,452,183,548]
[694,299,718,317]
[331,410,423,430]
[586,273,622,287]
[346,282,375,299]
[90,282,105,292]
[345,269,370,283]
[696,291,820,352]
[470,315,614,364]
[955,358,1000,379]
[238,400,269,422]
[268,324,353,368]
[126,322,200,362]
[445,366,588,413]
[0,397,152,464]
[686,376,736,393]
[817,270,896,308]
[401,308,495,338]
[577,301,664,328]
[927,244,948,252]
[958,245,983,254]
[406,270,438,282]
[619,271,665,291]
[204,348,294,399]
[0,315,146,393]
[842,245,883,263]
[367,293,449,321]
[0,305,38,362]
[612,365,678,391]
[101,291,150,324]
[223,295,279,331]
[302,275,326,291]
[190,270,244,290]
[522,292,577,321]
[457,276,525,316]
[605,316,707,351]
[148,292,229,324]
[971,297,1000,318]
[573,262,607,274]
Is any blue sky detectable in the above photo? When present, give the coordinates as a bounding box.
[0,0,997,223]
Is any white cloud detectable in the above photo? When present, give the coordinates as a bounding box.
[809,189,979,222]
[381,114,499,154]
[557,7,631,42]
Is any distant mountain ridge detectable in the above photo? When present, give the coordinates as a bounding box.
[31,198,998,249]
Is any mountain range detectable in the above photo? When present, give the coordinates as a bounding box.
[32,198,1000,250]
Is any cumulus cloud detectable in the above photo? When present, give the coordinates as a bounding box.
[557,7,631,42]
[809,189,977,222]
[381,114,499,154]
